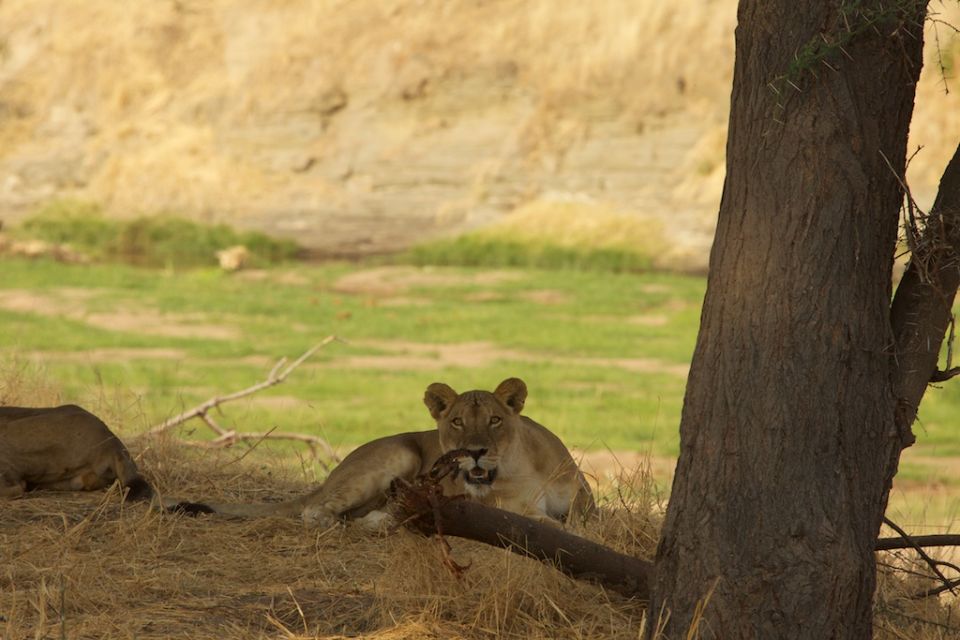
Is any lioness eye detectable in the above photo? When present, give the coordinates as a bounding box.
[490,416,502,426]
[451,417,464,428]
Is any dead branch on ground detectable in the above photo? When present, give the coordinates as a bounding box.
[146,337,341,466]
[392,453,653,600]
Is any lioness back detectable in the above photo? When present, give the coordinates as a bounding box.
[0,404,152,500]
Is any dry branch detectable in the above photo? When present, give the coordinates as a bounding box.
[879,517,958,597]
[146,337,341,463]
[875,533,960,551]
[929,366,960,382]
[393,454,653,600]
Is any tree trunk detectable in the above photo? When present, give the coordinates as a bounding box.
[649,2,929,638]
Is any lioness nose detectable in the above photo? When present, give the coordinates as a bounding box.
[467,448,487,461]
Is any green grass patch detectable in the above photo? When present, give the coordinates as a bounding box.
[405,236,655,272]
[16,199,300,268]
[403,197,665,273]
[4,254,960,465]
[0,257,701,455]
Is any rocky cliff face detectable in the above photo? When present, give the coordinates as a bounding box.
[1,1,957,265]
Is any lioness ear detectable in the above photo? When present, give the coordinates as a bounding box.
[494,378,527,414]
[424,383,458,421]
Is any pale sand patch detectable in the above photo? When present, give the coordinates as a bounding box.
[464,291,504,302]
[0,289,240,340]
[243,394,307,410]
[331,339,529,370]
[583,357,689,377]
[333,266,522,296]
[627,314,669,326]
[564,313,671,327]
[330,339,689,376]
[638,283,673,294]
[25,348,187,363]
[84,311,239,340]
[368,296,432,307]
[1,288,95,315]
[521,289,570,305]
[235,269,311,286]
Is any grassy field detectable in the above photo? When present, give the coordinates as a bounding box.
[3,249,960,489]
[0,255,702,456]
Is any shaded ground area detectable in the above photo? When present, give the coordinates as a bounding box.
[0,439,956,640]
[0,441,656,640]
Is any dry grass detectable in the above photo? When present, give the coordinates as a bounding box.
[2,368,959,639]
[875,554,960,640]
[0,363,659,639]
[0,437,659,639]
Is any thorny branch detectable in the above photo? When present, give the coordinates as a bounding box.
[147,337,342,466]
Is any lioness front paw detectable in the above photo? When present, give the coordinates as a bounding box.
[355,509,395,533]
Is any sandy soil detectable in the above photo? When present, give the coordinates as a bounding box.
[0,289,241,340]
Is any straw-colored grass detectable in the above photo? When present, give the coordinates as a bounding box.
[0,366,660,639]
[2,370,958,639]
[0,437,660,639]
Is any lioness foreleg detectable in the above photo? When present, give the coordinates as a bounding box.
[301,445,422,528]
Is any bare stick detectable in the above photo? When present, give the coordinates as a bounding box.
[147,337,338,436]
[880,517,957,597]
[182,430,339,469]
[876,533,960,551]
[145,338,342,468]
[199,412,229,437]
[930,366,960,382]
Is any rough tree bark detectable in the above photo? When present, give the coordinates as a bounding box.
[648,2,936,638]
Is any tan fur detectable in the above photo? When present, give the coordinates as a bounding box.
[0,405,151,500]
[187,378,595,528]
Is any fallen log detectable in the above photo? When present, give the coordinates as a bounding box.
[393,462,653,600]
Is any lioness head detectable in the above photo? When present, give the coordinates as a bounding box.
[423,378,527,495]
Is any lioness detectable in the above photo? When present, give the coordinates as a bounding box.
[179,378,595,527]
[0,404,153,501]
